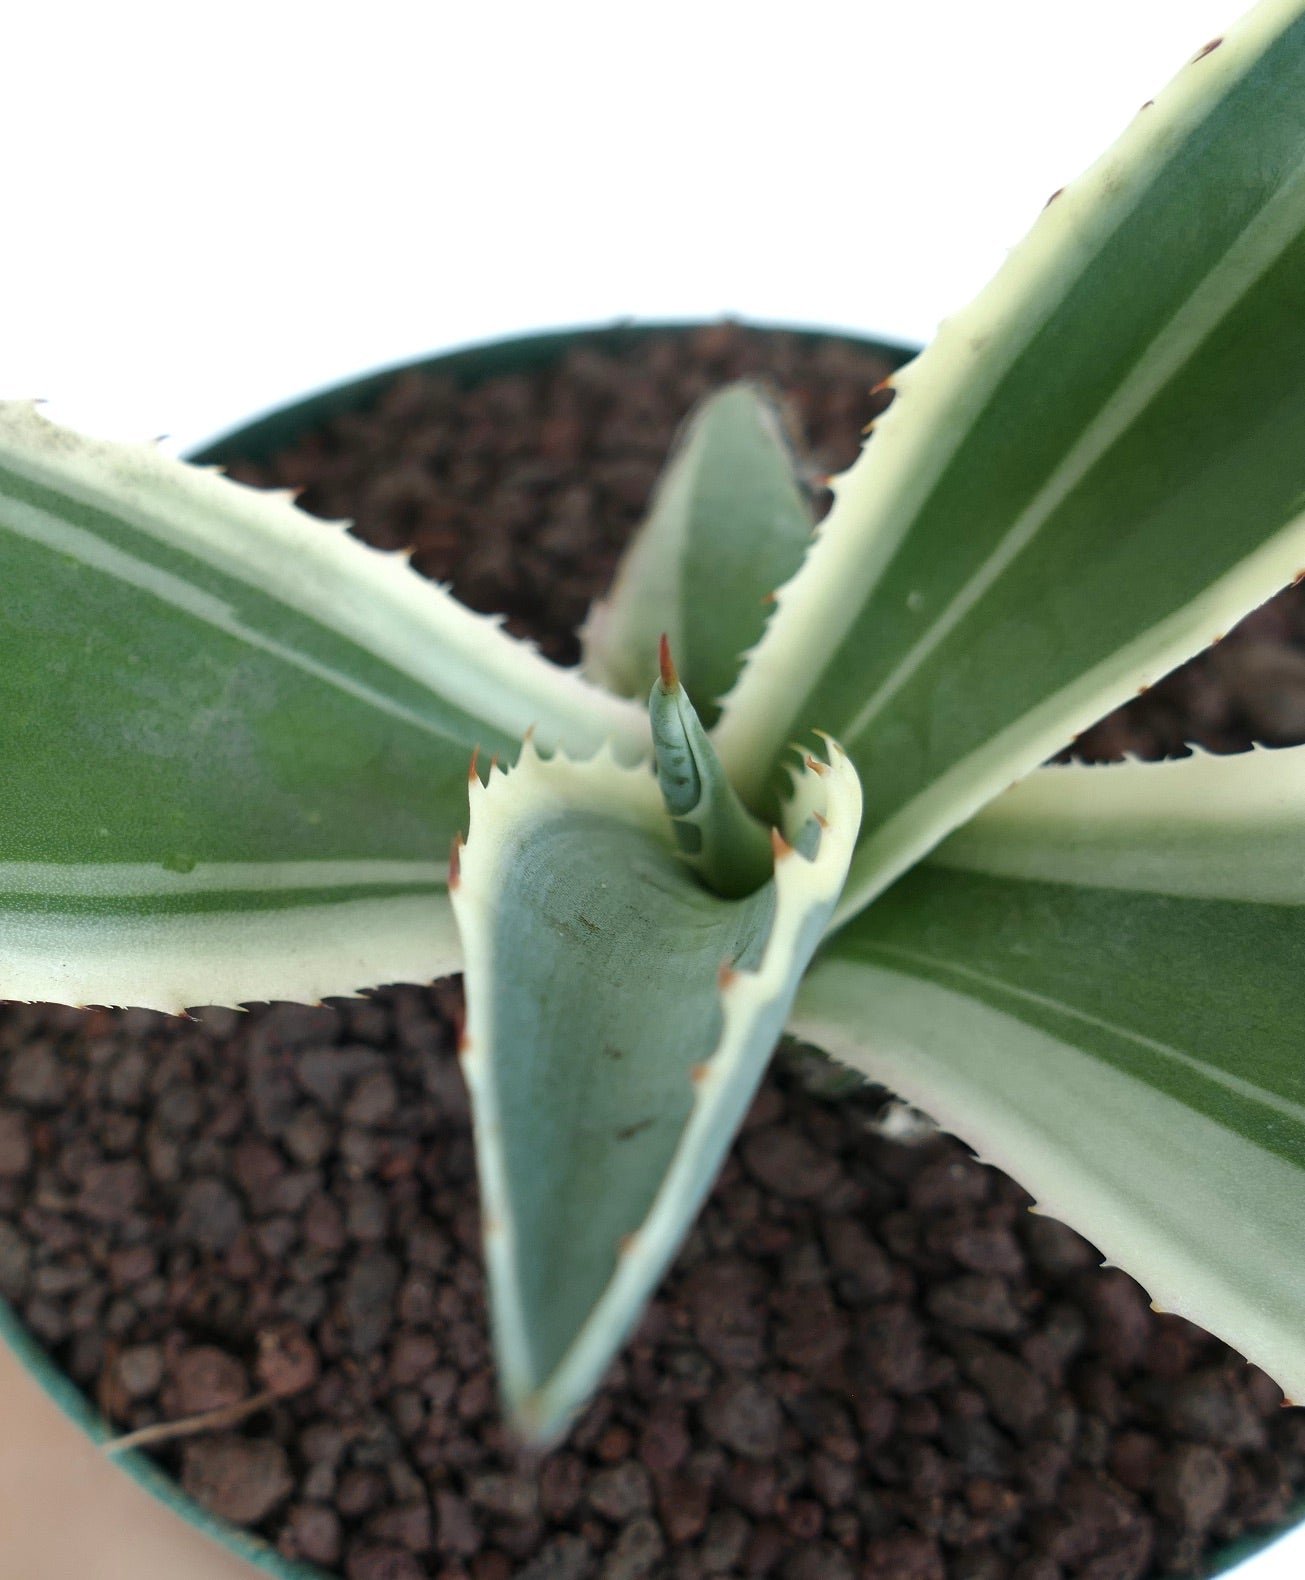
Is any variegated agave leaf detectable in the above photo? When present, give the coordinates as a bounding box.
[794,745,1305,1402]
[713,0,1305,926]
[0,403,648,1011]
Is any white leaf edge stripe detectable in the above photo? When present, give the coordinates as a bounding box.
[790,959,1305,1405]
[0,402,650,761]
[930,743,1305,904]
[0,858,448,899]
[451,738,861,1440]
[0,891,459,1014]
[2,485,464,747]
[713,0,1305,798]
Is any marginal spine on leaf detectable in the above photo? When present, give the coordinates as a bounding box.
[649,638,775,899]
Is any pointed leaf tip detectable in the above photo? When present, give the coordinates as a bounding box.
[771,827,794,861]
[658,632,679,690]
[468,745,481,785]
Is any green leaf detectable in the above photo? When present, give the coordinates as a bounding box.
[792,746,1305,1403]
[581,383,812,724]
[0,403,648,1010]
[930,742,1305,903]
[450,737,861,1442]
[714,0,1305,924]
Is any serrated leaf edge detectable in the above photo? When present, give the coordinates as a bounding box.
[0,401,650,763]
[451,738,861,1441]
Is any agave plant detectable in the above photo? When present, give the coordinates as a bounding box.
[4,0,1305,1456]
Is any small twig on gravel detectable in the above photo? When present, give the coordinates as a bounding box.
[102,1386,284,1456]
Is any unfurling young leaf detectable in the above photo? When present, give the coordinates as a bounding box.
[648,635,774,898]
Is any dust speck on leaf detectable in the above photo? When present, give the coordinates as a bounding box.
[615,1118,654,1143]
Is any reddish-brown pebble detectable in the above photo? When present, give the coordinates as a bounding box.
[282,1504,342,1568]
[435,1489,482,1557]
[256,1320,320,1396]
[702,1378,783,1460]
[180,1436,293,1524]
[740,1126,842,1201]
[345,1543,426,1580]
[164,1346,249,1416]
[0,1112,32,1177]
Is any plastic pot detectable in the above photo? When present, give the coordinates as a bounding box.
[1,318,1298,1580]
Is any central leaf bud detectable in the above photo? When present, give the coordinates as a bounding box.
[649,636,776,899]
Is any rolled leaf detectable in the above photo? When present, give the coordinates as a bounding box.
[0,403,648,1010]
[792,746,1305,1403]
[450,737,861,1442]
[648,638,774,898]
[581,383,812,723]
[713,0,1305,924]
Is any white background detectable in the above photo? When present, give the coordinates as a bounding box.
[4,2,1304,1575]
[0,0,1268,448]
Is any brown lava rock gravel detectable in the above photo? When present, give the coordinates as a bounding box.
[3,322,1305,1580]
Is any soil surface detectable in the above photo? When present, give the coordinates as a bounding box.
[4,322,1305,1580]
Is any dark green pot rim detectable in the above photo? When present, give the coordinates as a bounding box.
[5,315,1300,1578]
[187,315,918,467]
